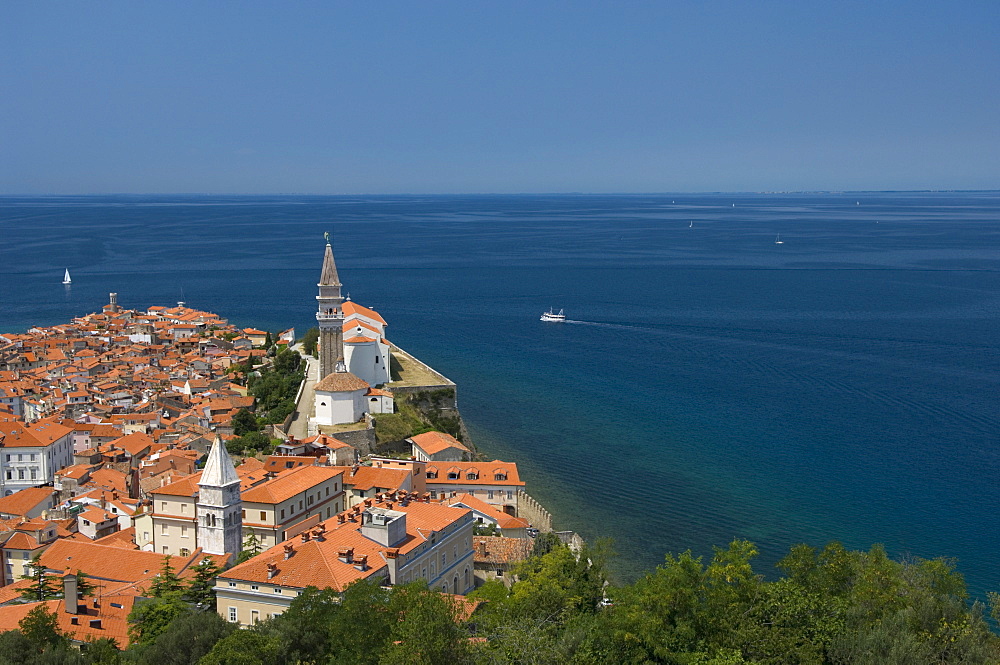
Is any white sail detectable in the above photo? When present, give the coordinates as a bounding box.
[63,269,72,284]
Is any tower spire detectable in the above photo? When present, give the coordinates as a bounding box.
[316,232,345,379]
[197,436,242,558]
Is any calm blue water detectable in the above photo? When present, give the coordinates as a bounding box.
[2,193,999,594]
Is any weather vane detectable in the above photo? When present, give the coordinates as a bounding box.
[324,231,330,244]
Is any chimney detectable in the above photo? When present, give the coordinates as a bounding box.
[364,499,373,507]
[385,502,393,510]
[267,563,278,579]
[300,531,311,543]
[337,514,346,524]
[477,541,487,557]
[283,544,294,560]
[338,547,354,563]
[354,555,368,571]
[63,574,78,614]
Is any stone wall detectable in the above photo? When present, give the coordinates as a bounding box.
[516,490,553,532]
[325,427,377,455]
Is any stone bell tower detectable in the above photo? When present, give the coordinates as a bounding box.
[197,436,242,558]
[316,235,345,380]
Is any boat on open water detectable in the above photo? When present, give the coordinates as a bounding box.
[540,308,565,322]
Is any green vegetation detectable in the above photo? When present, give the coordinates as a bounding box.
[374,389,463,444]
[2,539,1000,664]
[301,326,319,358]
[226,348,304,456]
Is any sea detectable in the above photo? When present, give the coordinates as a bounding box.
[2,192,999,595]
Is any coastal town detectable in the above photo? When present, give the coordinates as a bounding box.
[0,240,554,648]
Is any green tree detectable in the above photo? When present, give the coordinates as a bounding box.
[148,556,183,597]
[230,408,259,437]
[379,584,472,665]
[128,610,234,665]
[18,604,68,652]
[127,593,190,646]
[264,586,340,664]
[236,531,263,564]
[198,628,285,665]
[263,331,273,349]
[184,557,223,608]
[19,555,62,602]
[301,327,319,358]
[326,580,394,665]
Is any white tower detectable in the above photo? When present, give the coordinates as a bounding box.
[197,436,242,558]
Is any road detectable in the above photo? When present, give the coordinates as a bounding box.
[286,346,317,440]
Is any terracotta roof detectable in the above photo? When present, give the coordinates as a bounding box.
[473,536,533,566]
[409,431,470,456]
[342,301,387,325]
[0,595,136,647]
[343,335,376,344]
[445,494,529,530]
[425,461,524,487]
[242,466,343,504]
[336,466,410,492]
[315,371,369,393]
[220,500,470,591]
[0,487,55,518]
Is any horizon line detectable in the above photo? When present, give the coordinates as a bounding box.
[2,189,999,197]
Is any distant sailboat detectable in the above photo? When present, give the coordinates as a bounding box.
[774,234,784,245]
[62,269,72,285]
[689,220,693,228]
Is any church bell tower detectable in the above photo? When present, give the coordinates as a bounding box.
[317,234,345,379]
[197,436,242,558]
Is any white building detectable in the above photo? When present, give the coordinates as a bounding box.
[0,419,74,495]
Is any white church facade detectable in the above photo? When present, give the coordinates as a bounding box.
[311,239,394,429]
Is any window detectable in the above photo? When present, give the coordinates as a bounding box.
[251,584,259,591]
[29,468,37,480]
[180,503,186,513]
[179,548,190,556]
[181,526,188,538]
[18,470,24,480]
[143,531,150,541]
[488,490,495,500]
[442,552,447,566]
[228,607,237,623]
[429,491,437,499]
[260,511,266,521]
[83,519,91,526]
[466,472,478,480]
[447,473,458,480]
[273,587,282,594]
[251,610,260,624]
[241,510,246,518]
[494,473,507,481]
[229,581,237,587]
[161,501,167,511]
[325,486,329,496]
[507,490,513,500]
[30,454,36,461]
[160,524,168,535]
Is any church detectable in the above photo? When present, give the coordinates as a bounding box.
[311,238,394,429]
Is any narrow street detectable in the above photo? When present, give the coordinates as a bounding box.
[285,346,317,440]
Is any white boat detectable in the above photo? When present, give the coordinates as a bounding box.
[62,269,72,284]
[774,234,784,245]
[689,220,693,228]
[540,308,566,322]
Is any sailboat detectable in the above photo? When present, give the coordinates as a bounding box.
[62,269,72,285]
[774,234,784,245]
[689,220,693,228]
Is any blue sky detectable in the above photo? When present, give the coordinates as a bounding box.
[3,2,998,194]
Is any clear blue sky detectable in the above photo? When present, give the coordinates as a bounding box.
[3,2,998,194]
